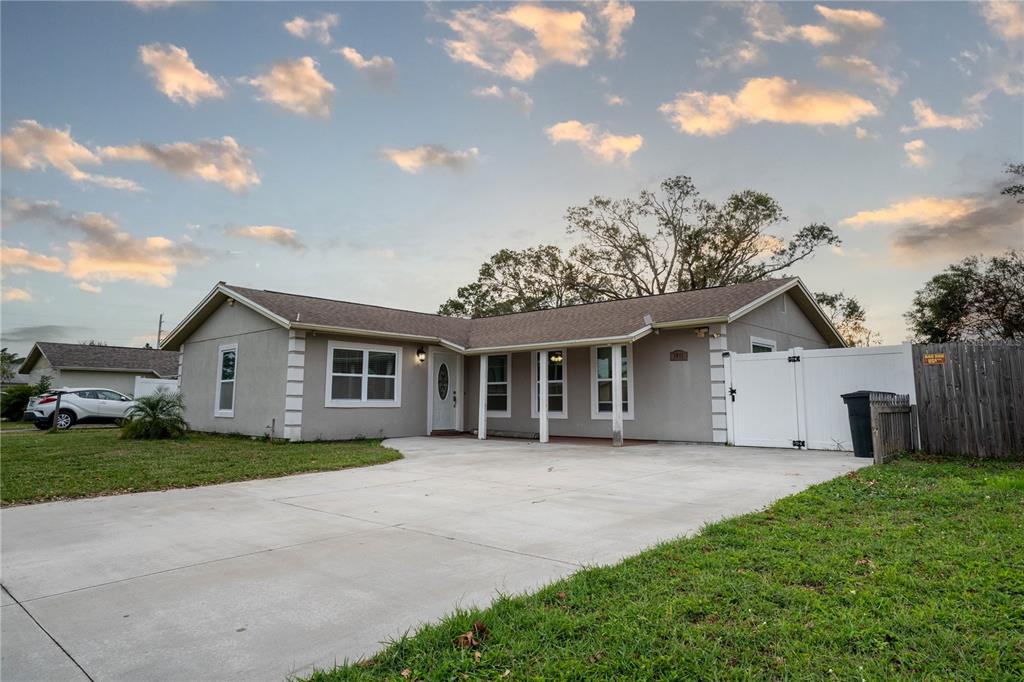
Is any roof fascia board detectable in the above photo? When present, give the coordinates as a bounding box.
[56,367,162,375]
[725,279,801,322]
[17,343,44,374]
[292,322,468,352]
[465,326,653,355]
[651,316,729,331]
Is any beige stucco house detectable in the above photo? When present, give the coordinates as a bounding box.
[161,278,844,444]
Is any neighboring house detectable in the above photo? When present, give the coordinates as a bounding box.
[163,278,844,444]
[18,342,180,395]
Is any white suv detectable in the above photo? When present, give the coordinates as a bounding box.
[25,388,137,430]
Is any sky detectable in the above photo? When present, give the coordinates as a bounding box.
[1,0,1022,356]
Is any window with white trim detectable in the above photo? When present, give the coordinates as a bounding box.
[750,336,777,353]
[531,349,567,419]
[215,343,237,417]
[325,341,402,407]
[591,345,634,420]
[485,354,511,417]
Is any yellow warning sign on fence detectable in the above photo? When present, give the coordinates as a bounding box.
[923,353,946,365]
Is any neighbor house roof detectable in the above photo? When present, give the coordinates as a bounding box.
[18,342,180,377]
[162,278,845,352]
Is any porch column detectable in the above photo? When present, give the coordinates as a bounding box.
[478,354,488,440]
[611,344,624,447]
[538,350,549,443]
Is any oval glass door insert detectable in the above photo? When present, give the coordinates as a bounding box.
[437,363,450,400]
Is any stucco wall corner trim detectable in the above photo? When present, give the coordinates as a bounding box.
[284,330,306,442]
[709,323,729,444]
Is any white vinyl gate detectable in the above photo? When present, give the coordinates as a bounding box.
[725,343,916,450]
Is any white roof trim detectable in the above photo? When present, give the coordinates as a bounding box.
[161,283,290,350]
[465,325,653,355]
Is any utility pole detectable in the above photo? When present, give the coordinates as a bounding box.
[156,314,164,348]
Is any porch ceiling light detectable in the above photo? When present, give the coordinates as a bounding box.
[416,347,426,362]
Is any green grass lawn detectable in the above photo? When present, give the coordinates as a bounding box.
[0,420,37,431]
[0,428,401,505]
[310,457,1024,681]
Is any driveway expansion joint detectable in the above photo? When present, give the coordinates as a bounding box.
[2,583,95,682]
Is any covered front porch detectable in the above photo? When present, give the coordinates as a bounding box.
[472,344,634,446]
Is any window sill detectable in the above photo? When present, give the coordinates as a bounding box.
[530,412,569,420]
[485,411,511,418]
[214,411,234,418]
[590,413,635,421]
[325,401,402,409]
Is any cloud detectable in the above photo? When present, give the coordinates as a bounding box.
[0,324,84,345]
[129,0,187,9]
[900,98,983,132]
[2,287,33,303]
[1,120,140,191]
[244,57,334,118]
[854,126,878,140]
[381,145,479,173]
[440,3,608,81]
[745,3,838,45]
[842,190,1023,262]
[78,282,102,294]
[1,246,65,273]
[841,197,979,228]
[471,84,534,113]
[545,120,643,163]
[605,93,627,106]
[977,1,1024,42]
[698,41,762,70]
[2,198,205,287]
[138,43,224,105]
[336,46,396,85]
[659,77,878,136]
[814,5,885,31]
[284,13,339,45]
[818,55,900,95]
[98,136,259,192]
[226,225,305,250]
[599,1,635,58]
[903,139,929,167]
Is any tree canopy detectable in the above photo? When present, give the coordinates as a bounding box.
[440,176,841,318]
[905,250,1024,343]
[814,292,878,347]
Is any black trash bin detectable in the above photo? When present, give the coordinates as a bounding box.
[841,391,876,458]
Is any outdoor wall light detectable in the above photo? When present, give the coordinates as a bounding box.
[549,351,563,364]
[416,347,426,362]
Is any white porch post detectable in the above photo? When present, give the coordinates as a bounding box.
[478,354,488,440]
[538,350,549,443]
[611,344,624,447]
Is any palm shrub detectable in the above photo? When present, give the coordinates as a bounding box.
[122,390,189,440]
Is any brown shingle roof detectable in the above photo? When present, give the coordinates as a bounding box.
[23,342,180,377]
[226,278,797,350]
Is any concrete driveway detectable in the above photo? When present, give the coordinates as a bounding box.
[1,437,868,681]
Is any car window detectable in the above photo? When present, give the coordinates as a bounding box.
[97,390,124,401]
[75,390,99,399]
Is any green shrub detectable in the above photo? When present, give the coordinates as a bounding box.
[121,390,188,440]
[1,376,53,421]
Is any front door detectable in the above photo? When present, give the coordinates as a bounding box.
[431,351,458,431]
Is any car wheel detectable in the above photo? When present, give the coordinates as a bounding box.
[55,410,76,430]
[33,421,50,430]
[114,418,126,427]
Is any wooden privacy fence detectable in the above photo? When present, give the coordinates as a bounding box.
[870,393,913,464]
[913,341,1024,459]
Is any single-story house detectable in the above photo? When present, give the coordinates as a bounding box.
[18,342,180,395]
[162,278,844,444]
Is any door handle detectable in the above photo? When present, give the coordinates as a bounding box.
[453,390,457,408]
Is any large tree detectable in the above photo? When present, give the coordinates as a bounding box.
[0,347,24,383]
[905,250,1024,342]
[814,292,878,347]
[440,176,840,316]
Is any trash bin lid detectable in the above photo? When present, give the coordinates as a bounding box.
[841,390,874,401]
